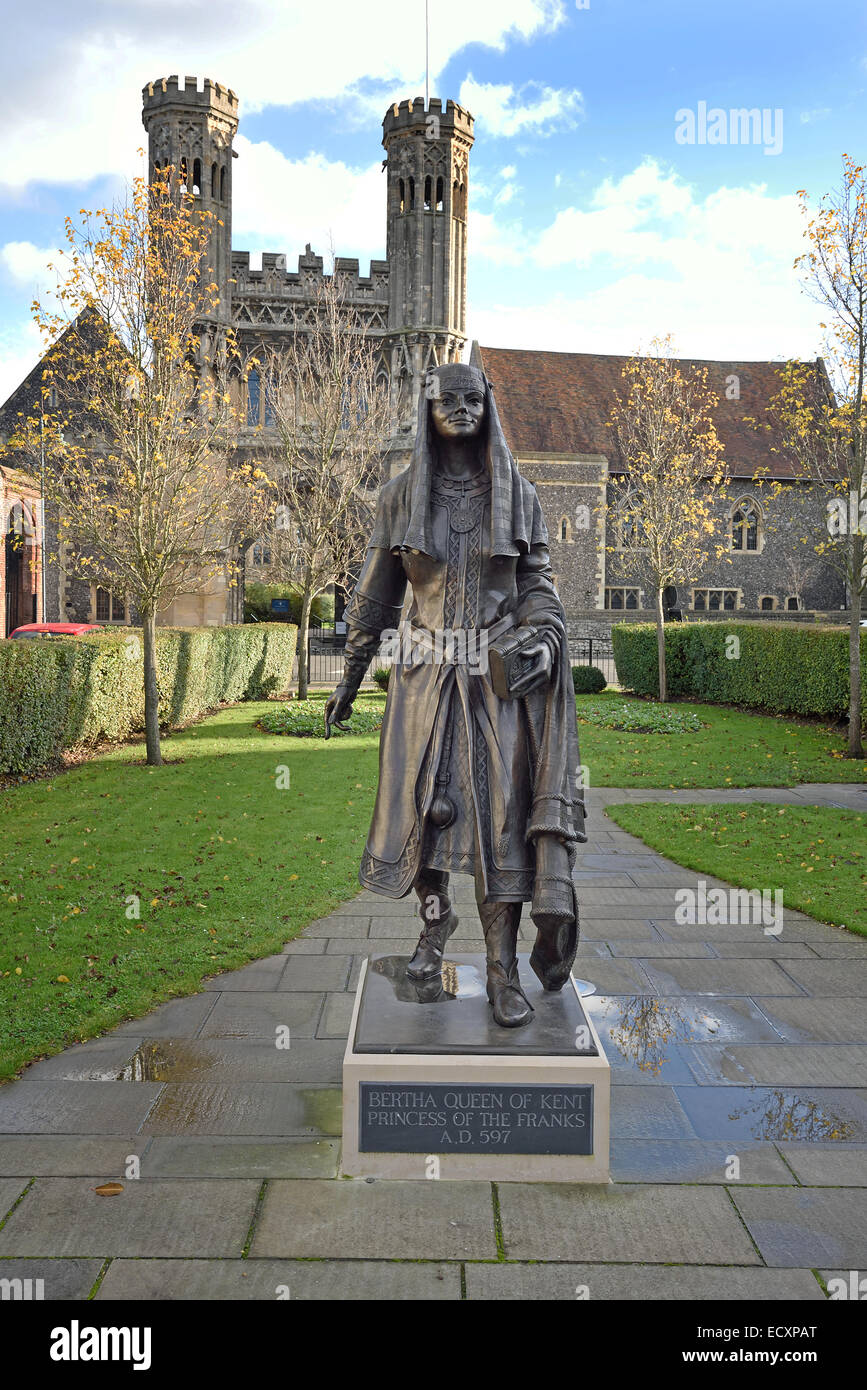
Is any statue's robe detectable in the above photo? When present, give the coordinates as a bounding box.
[341,383,586,911]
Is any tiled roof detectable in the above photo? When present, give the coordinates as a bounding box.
[473,344,822,479]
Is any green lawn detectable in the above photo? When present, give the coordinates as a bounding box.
[576,691,867,788]
[1,687,865,1081]
[606,802,867,938]
[0,694,383,1082]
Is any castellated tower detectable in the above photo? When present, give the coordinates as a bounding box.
[141,76,239,325]
[382,97,475,450]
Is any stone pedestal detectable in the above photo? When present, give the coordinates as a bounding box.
[341,953,610,1181]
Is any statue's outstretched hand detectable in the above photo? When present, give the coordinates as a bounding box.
[510,639,554,698]
[324,686,355,739]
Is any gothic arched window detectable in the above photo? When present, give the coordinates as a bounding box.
[730,497,761,551]
[220,165,226,201]
[211,163,218,197]
[408,177,415,210]
[424,176,432,210]
[246,368,260,427]
[192,158,202,196]
[398,178,405,214]
[435,176,444,211]
[179,157,188,192]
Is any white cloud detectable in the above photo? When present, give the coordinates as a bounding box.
[0,0,567,190]
[467,160,821,361]
[458,75,583,137]
[0,242,63,288]
[0,319,43,410]
[232,138,385,264]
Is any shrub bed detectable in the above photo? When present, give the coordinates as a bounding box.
[0,622,297,774]
[612,621,867,719]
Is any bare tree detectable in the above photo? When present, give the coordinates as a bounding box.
[249,261,390,697]
[608,337,728,700]
[8,172,260,765]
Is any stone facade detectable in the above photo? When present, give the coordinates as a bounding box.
[472,344,847,633]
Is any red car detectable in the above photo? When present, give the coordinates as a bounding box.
[7,622,103,639]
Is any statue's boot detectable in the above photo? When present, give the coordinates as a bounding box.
[407,871,459,980]
[530,834,578,993]
[480,901,534,1029]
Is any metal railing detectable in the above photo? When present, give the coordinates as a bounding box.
[300,627,617,690]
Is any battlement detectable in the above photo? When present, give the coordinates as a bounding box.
[382,96,474,144]
[231,248,390,295]
[142,75,239,123]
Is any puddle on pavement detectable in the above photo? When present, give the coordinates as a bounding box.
[583,995,771,1079]
[675,1084,862,1142]
[117,1040,230,1083]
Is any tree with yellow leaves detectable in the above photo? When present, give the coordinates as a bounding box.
[8,171,264,765]
[608,337,727,701]
[765,156,867,757]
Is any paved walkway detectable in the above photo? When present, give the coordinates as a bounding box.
[0,785,865,1300]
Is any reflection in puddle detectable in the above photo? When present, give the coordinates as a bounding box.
[589,996,715,1077]
[370,954,487,1004]
[727,1091,856,1142]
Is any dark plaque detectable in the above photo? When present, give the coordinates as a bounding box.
[359,1081,593,1155]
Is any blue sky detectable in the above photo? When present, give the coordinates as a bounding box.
[1,0,865,402]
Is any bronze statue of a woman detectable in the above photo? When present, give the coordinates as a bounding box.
[326,362,586,1029]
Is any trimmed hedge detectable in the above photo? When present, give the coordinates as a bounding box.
[572,664,607,694]
[612,621,867,720]
[0,622,297,775]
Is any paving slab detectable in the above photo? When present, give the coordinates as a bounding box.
[772,961,867,997]
[683,1044,867,1088]
[580,919,661,939]
[275,956,351,991]
[751,997,867,1043]
[0,1259,102,1300]
[731,1186,867,1268]
[317,992,356,1038]
[497,1182,761,1264]
[281,938,327,955]
[96,1257,460,1300]
[709,942,818,959]
[112,994,217,1037]
[251,1179,497,1260]
[641,959,804,996]
[0,1178,260,1258]
[564,959,655,995]
[774,1144,867,1186]
[674,1085,867,1143]
[18,1039,143,1082]
[608,1085,696,1139]
[806,942,867,958]
[464,1263,823,1300]
[202,956,289,991]
[611,1139,795,1184]
[302,917,373,938]
[198,991,325,1039]
[607,941,714,958]
[141,1136,339,1179]
[0,1137,143,1178]
[0,1082,162,1136]
[141,1083,341,1137]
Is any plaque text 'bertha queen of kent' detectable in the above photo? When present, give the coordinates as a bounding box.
[359,1082,593,1155]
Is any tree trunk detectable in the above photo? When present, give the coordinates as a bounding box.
[297,587,313,700]
[848,531,864,758]
[655,586,668,702]
[142,609,162,767]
